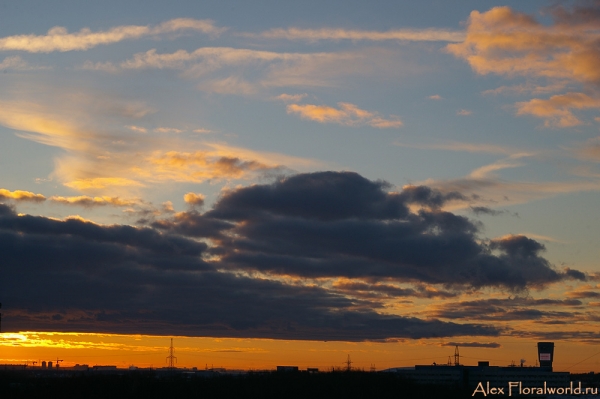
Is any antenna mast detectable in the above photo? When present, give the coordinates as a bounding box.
[166,338,177,370]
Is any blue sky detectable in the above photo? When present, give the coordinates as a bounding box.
[1,0,600,368]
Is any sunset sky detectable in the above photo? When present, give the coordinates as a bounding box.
[2,0,600,372]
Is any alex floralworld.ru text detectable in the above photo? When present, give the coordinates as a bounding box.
[472,381,598,396]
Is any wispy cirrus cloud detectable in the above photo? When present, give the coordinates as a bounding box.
[0,19,226,53]
[82,46,411,95]
[246,27,465,43]
[395,141,518,155]
[574,136,600,162]
[82,47,331,73]
[81,47,350,94]
[0,55,50,71]
[286,102,403,128]
[424,172,600,209]
[0,93,313,194]
[154,127,184,134]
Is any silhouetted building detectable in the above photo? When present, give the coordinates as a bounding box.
[538,342,555,371]
[384,342,569,390]
[277,366,299,372]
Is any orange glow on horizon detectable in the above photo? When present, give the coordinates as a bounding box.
[1,332,599,373]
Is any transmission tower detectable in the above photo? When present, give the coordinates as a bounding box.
[166,338,177,370]
[454,345,460,366]
[345,354,352,372]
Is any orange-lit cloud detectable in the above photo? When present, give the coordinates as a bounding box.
[193,128,213,134]
[0,93,314,194]
[249,27,465,42]
[49,195,140,207]
[276,93,308,103]
[183,192,205,206]
[127,125,147,133]
[481,81,569,96]
[63,177,146,191]
[144,150,277,182]
[287,102,403,128]
[0,188,46,202]
[457,109,472,116]
[51,142,312,194]
[0,100,91,151]
[447,5,600,127]
[0,19,226,53]
[447,6,600,84]
[516,92,600,128]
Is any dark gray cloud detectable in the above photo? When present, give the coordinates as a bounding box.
[565,267,587,281]
[431,297,584,321]
[171,171,580,290]
[470,206,505,216]
[152,211,232,238]
[441,341,501,348]
[332,281,457,299]
[399,185,468,209]
[509,330,600,341]
[0,171,585,340]
[0,202,498,340]
[549,0,600,27]
[567,291,600,299]
[206,171,409,221]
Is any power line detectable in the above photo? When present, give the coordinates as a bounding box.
[559,350,600,372]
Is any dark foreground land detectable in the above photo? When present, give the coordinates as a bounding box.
[0,370,470,399]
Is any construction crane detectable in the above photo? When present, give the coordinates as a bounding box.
[56,358,63,368]
[454,345,460,366]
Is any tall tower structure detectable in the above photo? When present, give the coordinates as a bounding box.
[166,338,177,370]
[537,342,554,371]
